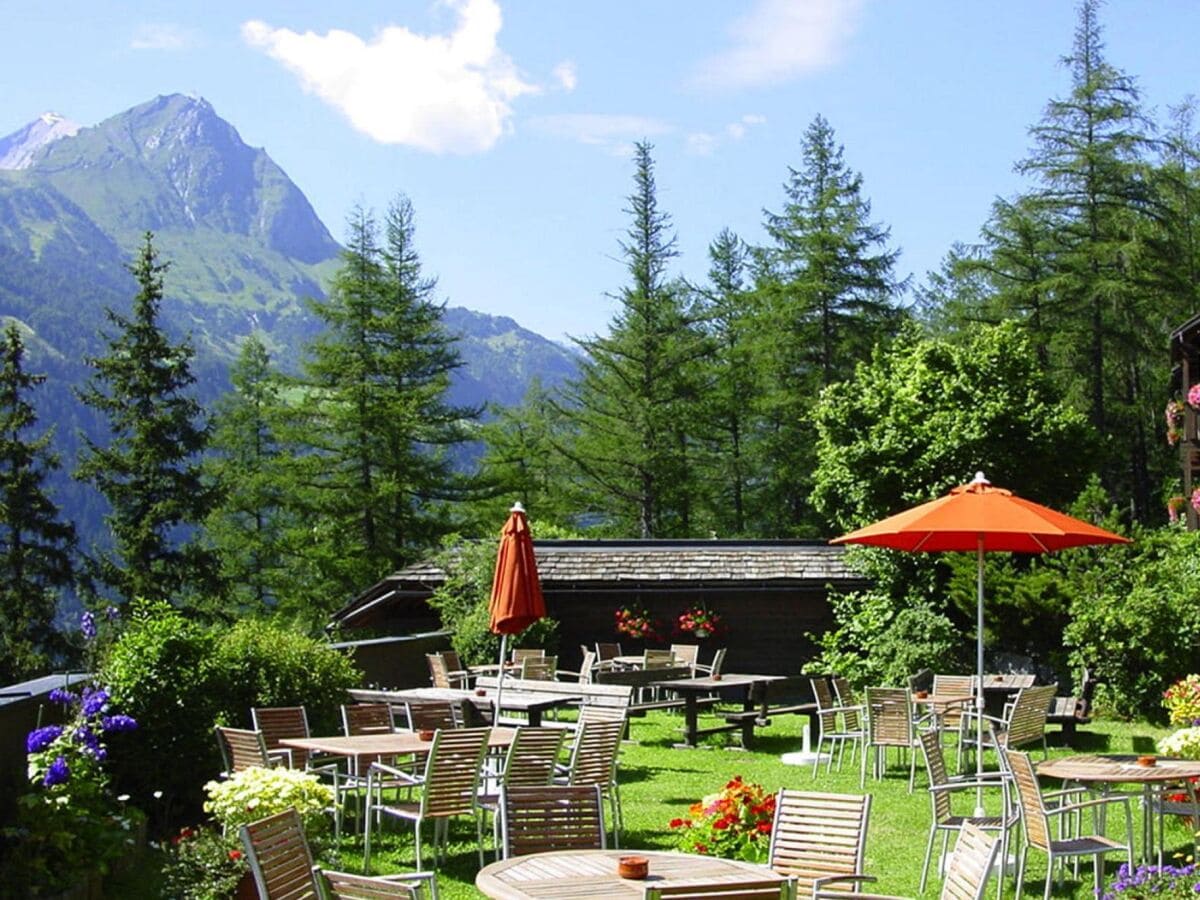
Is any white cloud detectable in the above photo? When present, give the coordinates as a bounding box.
[130,23,196,51]
[686,132,717,156]
[726,113,766,141]
[530,113,673,156]
[242,0,537,154]
[691,0,862,90]
[553,60,577,92]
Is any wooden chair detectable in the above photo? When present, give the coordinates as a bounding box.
[814,822,1000,900]
[670,643,701,676]
[767,789,872,897]
[240,808,438,900]
[426,653,468,690]
[961,685,1056,771]
[810,677,866,778]
[862,687,920,792]
[595,642,623,669]
[520,655,558,681]
[1047,668,1095,744]
[512,648,545,666]
[558,718,625,847]
[440,650,473,688]
[694,647,727,678]
[499,784,606,858]
[479,726,566,851]
[405,700,459,732]
[364,727,490,871]
[1002,749,1132,900]
[643,649,676,669]
[252,705,345,837]
[342,702,395,736]
[917,729,1016,897]
[645,877,792,899]
[215,726,278,775]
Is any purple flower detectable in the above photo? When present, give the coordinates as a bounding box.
[42,756,69,787]
[48,688,76,705]
[81,687,109,717]
[80,610,97,641]
[105,604,120,622]
[26,725,63,754]
[101,714,138,734]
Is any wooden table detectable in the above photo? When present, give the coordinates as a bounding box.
[349,686,580,728]
[648,673,788,748]
[913,692,973,731]
[280,726,517,767]
[1038,754,1200,862]
[476,848,787,898]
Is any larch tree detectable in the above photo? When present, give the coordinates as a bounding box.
[752,114,905,535]
[75,232,223,606]
[557,141,708,537]
[0,323,76,682]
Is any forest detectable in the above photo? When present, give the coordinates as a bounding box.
[2,1,1199,709]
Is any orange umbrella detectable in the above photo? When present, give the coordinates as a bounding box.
[488,502,546,714]
[831,472,1129,793]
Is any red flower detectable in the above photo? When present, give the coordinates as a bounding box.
[228,849,243,861]
[669,818,685,829]
[713,818,729,830]
[757,820,772,833]
[695,843,709,854]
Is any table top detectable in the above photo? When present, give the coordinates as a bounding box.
[648,673,787,692]
[1038,754,1200,784]
[913,692,973,707]
[476,849,786,899]
[280,726,516,762]
[377,686,580,713]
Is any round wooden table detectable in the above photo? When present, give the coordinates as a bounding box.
[1038,754,1200,862]
[476,849,786,898]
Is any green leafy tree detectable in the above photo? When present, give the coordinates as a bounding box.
[752,114,905,535]
[204,335,291,615]
[0,323,76,681]
[288,197,476,614]
[75,233,223,606]
[557,141,708,537]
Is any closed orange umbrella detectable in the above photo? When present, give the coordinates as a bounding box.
[488,502,545,714]
[832,472,1129,797]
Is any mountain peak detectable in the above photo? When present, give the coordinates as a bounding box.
[0,112,81,170]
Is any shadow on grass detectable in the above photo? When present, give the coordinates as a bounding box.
[1130,734,1159,753]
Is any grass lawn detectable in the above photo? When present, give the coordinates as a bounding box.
[110,710,1185,899]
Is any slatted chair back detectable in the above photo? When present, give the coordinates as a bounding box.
[520,655,558,681]
[595,642,622,664]
[215,726,271,774]
[500,784,605,858]
[239,808,321,899]
[578,702,629,726]
[812,677,840,731]
[418,727,490,819]
[251,706,309,769]
[832,677,863,731]
[1001,749,1051,851]
[512,648,545,665]
[406,699,460,732]
[1002,684,1056,751]
[670,644,700,675]
[426,653,454,689]
[865,687,913,748]
[940,821,1000,900]
[503,727,566,787]
[643,649,676,669]
[705,647,727,678]
[567,719,624,789]
[767,789,871,894]
[932,674,976,728]
[645,878,791,899]
[342,702,394,736]
[919,729,955,824]
[575,650,598,683]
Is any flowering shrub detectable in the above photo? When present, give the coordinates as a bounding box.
[677,604,724,638]
[1164,675,1200,727]
[1189,384,1200,410]
[615,605,660,640]
[1167,400,1185,446]
[203,766,333,837]
[1158,727,1200,760]
[1101,862,1199,900]
[1169,495,1187,524]
[159,825,248,900]
[669,777,776,862]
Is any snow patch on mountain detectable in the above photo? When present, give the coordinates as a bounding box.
[0,112,81,170]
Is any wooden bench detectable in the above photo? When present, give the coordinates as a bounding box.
[593,666,698,715]
[1046,668,1095,745]
[721,703,817,747]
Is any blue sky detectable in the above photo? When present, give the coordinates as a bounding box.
[3,1,1200,342]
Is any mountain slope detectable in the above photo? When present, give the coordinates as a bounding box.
[0,112,79,170]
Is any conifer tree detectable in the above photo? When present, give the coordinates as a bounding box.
[0,323,76,682]
[292,197,475,609]
[75,232,223,606]
[752,115,904,535]
[557,142,707,537]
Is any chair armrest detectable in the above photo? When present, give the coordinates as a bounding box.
[928,779,1008,794]
[319,867,437,899]
[813,874,878,891]
[1050,794,1133,817]
[814,893,904,900]
[369,761,421,785]
[267,747,294,768]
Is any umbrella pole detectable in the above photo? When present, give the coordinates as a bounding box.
[495,633,508,727]
[975,536,986,817]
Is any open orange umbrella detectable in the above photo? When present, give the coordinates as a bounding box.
[831,472,1129,794]
[488,502,546,715]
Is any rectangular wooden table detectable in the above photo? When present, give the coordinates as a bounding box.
[280,726,517,767]
[476,848,787,898]
[349,686,581,728]
[648,673,789,748]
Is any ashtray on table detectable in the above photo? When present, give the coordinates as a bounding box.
[1136,755,1157,767]
[618,856,649,879]
[418,729,435,742]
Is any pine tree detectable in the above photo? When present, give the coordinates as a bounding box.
[0,324,76,682]
[75,232,224,606]
[752,115,904,534]
[204,335,291,614]
[557,142,708,537]
[292,197,476,609]
[1014,0,1161,518]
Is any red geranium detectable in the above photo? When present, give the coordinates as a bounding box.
[669,776,775,862]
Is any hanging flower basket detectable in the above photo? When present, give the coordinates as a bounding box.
[677,604,724,639]
[1166,400,1184,446]
[1189,384,1200,410]
[615,605,660,640]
